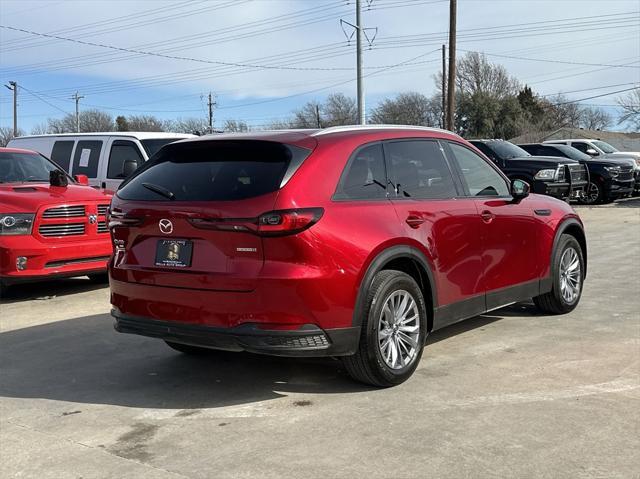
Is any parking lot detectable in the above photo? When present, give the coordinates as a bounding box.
[1,199,638,479]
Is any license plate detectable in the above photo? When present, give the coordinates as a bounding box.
[155,239,193,268]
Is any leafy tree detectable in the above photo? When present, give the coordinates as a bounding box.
[370,92,441,126]
[115,116,129,131]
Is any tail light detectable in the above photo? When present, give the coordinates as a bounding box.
[108,209,143,229]
[257,208,323,236]
[189,208,323,237]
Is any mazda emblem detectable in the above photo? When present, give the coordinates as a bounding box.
[159,219,173,234]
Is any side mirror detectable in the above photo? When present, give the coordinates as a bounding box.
[511,179,530,202]
[73,174,89,186]
[122,159,138,178]
[585,148,599,156]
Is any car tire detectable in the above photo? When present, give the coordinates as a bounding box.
[88,273,109,283]
[165,341,216,355]
[580,181,603,205]
[534,234,584,315]
[342,270,428,387]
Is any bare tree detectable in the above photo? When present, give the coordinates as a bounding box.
[454,52,520,99]
[323,93,357,126]
[580,106,611,130]
[166,117,209,135]
[544,95,583,128]
[124,115,165,132]
[47,109,113,133]
[290,93,357,128]
[30,123,50,135]
[223,119,250,132]
[0,126,24,146]
[265,119,295,130]
[617,88,640,130]
[370,92,441,126]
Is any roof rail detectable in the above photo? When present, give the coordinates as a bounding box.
[311,124,451,136]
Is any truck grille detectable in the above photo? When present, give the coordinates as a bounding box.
[39,223,86,237]
[97,204,109,216]
[619,166,634,182]
[568,164,588,184]
[42,205,86,218]
[97,221,108,233]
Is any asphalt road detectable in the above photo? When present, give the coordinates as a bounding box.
[1,199,639,479]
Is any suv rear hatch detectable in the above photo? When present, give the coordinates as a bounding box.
[111,139,313,292]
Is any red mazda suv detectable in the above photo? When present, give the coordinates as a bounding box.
[109,126,586,386]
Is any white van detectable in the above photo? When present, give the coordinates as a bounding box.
[8,132,195,191]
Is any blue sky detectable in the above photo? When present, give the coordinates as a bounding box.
[1,0,639,133]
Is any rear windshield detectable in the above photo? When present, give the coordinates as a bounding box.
[117,140,310,201]
[487,141,530,160]
[140,138,183,158]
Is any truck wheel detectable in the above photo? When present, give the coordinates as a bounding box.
[534,234,584,314]
[342,270,427,387]
[581,182,602,205]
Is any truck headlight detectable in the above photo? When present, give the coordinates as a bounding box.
[534,169,557,180]
[0,214,35,235]
[604,166,620,178]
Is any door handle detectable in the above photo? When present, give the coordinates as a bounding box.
[480,210,495,223]
[406,215,425,229]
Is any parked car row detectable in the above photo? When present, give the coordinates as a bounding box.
[2,130,637,295]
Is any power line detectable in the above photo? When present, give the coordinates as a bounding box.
[554,86,639,105]
[459,49,640,69]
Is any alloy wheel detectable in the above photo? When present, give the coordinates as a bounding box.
[559,247,581,304]
[584,182,600,204]
[378,290,420,369]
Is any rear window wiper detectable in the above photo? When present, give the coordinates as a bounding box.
[142,182,175,200]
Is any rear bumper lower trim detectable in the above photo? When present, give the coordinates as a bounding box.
[112,310,360,357]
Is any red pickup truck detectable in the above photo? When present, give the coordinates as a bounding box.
[0,147,112,293]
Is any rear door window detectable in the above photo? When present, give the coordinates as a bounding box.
[335,143,388,200]
[385,140,458,199]
[71,140,102,178]
[108,140,145,179]
[570,142,590,154]
[50,140,75,172]
[118,140,310,201]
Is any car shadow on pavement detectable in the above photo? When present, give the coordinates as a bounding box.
[614,197,640,208]
[0,305,529,409]
[0,277,108,305]
[0,313,375,410]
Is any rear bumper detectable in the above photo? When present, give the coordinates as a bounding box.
[112,309,360,357]
[0,235,111,284]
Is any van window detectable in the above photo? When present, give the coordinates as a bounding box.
[118,140,310,201]
[50,141,75,172]
[141,138,181,158]
[71,140,102,178]
[386,140,457,199]
[108,140,144,179]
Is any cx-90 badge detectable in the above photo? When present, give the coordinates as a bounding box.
[159,219,173,234]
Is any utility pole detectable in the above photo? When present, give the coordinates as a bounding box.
[340,2,376,126]
[446,0,457,131]
[441,45,447,129]
[356,0,364,125]
[207,92,216,133]
[4,81,18,136]
[71,91,84,133]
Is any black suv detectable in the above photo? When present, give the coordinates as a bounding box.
[518,143,635,204]
[469,140,588,201]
